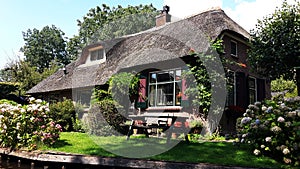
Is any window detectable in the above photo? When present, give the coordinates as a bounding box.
[149,69,182,107]
[226,70,235,106]
[90,48,104,61]
[230,41,237,57]
[76,90,92,106]
[249,77,257,104]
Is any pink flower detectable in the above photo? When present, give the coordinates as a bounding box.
[277,116,285,123]
[50,121,55,127]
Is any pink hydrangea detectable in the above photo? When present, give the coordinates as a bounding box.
[277,116,285,123]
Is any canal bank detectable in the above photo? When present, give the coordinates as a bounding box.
[0,148,262,169]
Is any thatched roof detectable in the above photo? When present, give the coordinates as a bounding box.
[27,8,249,94]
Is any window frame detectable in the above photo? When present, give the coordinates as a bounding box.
[148,68,182,107]
[248,76,257,104]
[226,70,236,106]
[89,46,104,62]
[230,40,238,57]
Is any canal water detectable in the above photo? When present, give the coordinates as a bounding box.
[0,154,138,169]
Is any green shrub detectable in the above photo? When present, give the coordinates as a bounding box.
[49,99,76,131]
[237,98,300,167]
[189,120,203,134]
[0,98,62,150]
[0,99,18,106]
[83,99,127,136]
[271,77,298,98]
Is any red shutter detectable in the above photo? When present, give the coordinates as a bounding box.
[181,79,187,100]
[181,78,190,107]
[137,78,147,108]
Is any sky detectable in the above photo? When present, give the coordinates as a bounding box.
[0,0,295,69]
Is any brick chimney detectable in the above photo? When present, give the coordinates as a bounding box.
[156,5,171,27]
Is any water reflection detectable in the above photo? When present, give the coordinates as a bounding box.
[0,155,43,169]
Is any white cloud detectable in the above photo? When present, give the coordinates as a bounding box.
[163,0,297,32]
[223,0,295,31]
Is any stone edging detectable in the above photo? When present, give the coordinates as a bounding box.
[0,148,260,169]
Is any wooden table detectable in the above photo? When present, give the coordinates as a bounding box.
[126,113,190,143]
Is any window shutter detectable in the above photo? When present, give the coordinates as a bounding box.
[257,78,266,101]
[181,78,189,107]
[235,72,247,109]
[137,78,147,108]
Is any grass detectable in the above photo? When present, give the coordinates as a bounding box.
[40,132,282,169]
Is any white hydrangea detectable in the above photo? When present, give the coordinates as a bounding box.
[265,137,272,142]
[35,99,43,103]
[253,149,261,156]
[261,106,267,111]
[282,148,290,155]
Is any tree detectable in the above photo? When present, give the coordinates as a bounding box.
[248,0,300,95]
[21,25,70,72]
[1,59,58,95]
[67,4,158,59]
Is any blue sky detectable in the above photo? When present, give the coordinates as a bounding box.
[0,0,289,69]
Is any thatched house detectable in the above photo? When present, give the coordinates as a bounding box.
[27,7,270,133]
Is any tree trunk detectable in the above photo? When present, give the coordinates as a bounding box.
[296,69,300,96]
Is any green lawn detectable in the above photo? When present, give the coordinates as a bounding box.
[40,132,282,169]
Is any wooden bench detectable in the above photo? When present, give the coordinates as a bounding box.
[126,114,190,143]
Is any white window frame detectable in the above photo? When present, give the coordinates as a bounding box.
[230,40,238,57]
[248,76,257,104]
[148,68,182,107]
[226,70,236,106]
[83,46,106,66]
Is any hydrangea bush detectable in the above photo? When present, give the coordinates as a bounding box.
[237,98,300,167]
[0,98,62,150]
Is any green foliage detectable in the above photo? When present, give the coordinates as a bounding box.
[189,120,203,128]
[189,120,203,134]
[86,72,139,136]
[49,99,77,132]
[0,98,62,150]
[68,4,158,59]
[2,60,59,95]
[109,72,139,109]
[0,82,19,97]
[183,39,226,118]
[183,57,212,116]
[21,25,70,72]
[82,99,126,136]
[271,76,298,98]
[237,99,300,167]
[248,0,300,95]
[91,72,139,107]
[0,99,18,106]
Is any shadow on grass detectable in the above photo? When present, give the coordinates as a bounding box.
[52,139,72,148]
[90,136,180,158]
[152,141,280,169]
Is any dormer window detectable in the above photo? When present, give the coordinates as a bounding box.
[82,46,106,66]
[230,41,237,57]
[90,47,104,61]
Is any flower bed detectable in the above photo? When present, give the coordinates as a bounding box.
[237,98,300,167]
[0,98,62,150]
